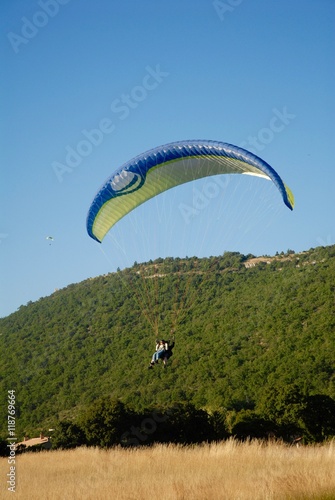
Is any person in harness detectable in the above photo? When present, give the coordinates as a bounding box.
[148,337,175,369]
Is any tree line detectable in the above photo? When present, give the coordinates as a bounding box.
[3,385,333,456]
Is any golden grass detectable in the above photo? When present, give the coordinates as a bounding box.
[1,439,335,499]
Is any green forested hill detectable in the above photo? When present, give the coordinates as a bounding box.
[1,245,334,436]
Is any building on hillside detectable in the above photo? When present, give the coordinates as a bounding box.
[16,433,52,451]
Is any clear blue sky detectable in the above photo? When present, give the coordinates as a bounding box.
[1,0,334,318]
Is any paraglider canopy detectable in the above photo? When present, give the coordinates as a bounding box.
[87,140,294,243]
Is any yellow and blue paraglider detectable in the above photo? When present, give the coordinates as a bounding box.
[86,139,294,242]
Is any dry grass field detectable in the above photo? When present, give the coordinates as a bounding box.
[1,439,335,499]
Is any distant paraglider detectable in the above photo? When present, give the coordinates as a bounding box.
[86,139,294,243]
[46,236,54,245]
